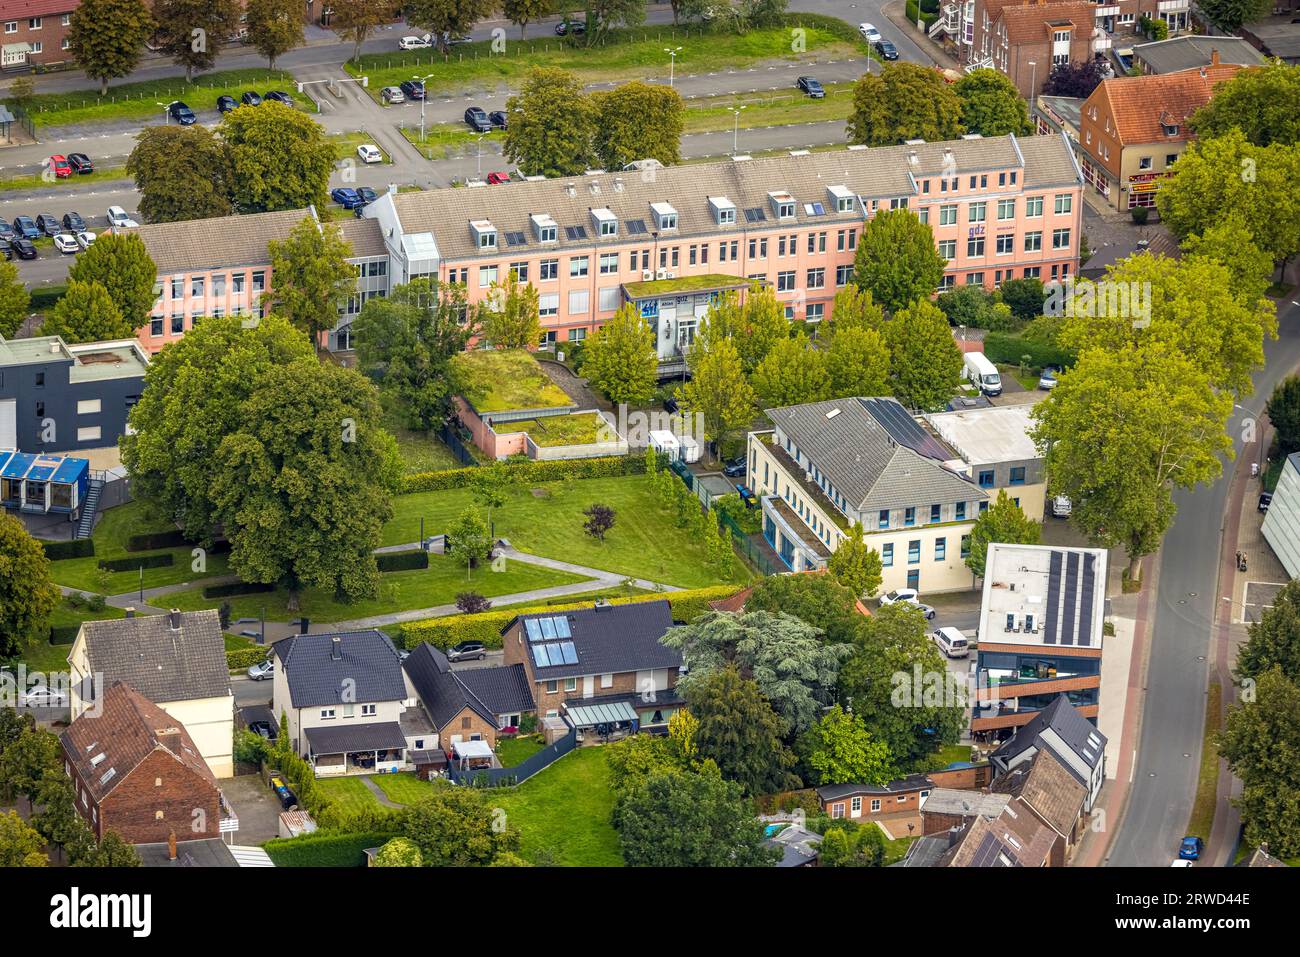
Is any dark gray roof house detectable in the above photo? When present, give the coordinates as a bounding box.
[273,630,407,708]
[76,609,229,704]
[991,695,1107,808]
[1132,35,1265,75]
[506,600,682,681]
[402,644,525,729]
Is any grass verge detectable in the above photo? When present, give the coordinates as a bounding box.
[0,167,129,191]
[1186,681,1222,841]
[682,83,852,134]
[398,123,504,161]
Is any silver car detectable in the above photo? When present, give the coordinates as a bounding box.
[247,658,274,680]
[380,86,405,104]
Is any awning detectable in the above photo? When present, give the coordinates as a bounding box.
[409,749,447,767]
[566,700,639,727]
[304,721,406,755]
[451,740,493,760]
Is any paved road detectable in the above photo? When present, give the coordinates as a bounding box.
[1106,293,1300,867]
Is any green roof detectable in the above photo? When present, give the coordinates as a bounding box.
[500,412,608,447]
[452,349,573,413]
[622,274,755,299]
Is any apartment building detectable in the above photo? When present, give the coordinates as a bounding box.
[360,133,1082,370]
[1,0,76,71]
[972,543,1107,740]
[1075,59,1243,209]
[924,402,1047,522]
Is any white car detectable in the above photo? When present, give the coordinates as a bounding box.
[879,588,920,607]
[75,231,96,250]
[247,658,274,681]
[106,205,138,228]
[860,22,882,43]
[356,143,383,164]
[1170,859,1194,867]
[21,685,68,708]
[380,86,405,104]
[52,233,79,254]
[398,35,431,50]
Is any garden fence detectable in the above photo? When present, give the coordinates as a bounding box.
[449,726,577,788]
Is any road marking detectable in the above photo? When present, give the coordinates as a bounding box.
[1129,750,1136,782]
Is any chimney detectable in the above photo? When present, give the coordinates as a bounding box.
[1210,49,1220,66]
[124,607,135,619]
[299,617,310,635]
[167,609,182,631]
[330,635,342,660]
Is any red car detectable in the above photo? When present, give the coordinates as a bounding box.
[486,171,511,185]
[47,155,72,178]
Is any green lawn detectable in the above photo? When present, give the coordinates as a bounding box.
[0,166,129,191]
[399,123,505,162]
[314,776,382,814]
[1186,682,1222,841]
[371,772,434,805]
[347,23,862,98]
[382,407,465,474]
[504,413,607,447]
[385,474,748,588]
[496,733,546,767]
[881,832,917,866]
[328,129,390,164]
[160,553,589,622]
[682,83,853,135]
[20,68,300,128]
[925,744,976,770]
[4,599,125,675]
[452,349,572,413]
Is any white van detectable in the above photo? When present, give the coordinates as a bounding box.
[963,351,1002,396]
[932,626,970,659]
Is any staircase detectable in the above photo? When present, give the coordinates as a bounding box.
[74,479,103,540]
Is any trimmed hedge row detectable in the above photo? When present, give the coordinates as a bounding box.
[226,647,268,670]
[399,453,648,494]
[98,553,173,572]
[376,549,430,572]
[399,583,744,651]
[127,529,189,551]
[43,538,95,560]
[262,831,399,868]
[203,581,275,599]
[982,332,1076,372]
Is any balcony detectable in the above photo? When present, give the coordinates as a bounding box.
[764,436,850,532]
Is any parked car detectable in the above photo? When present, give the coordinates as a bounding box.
[488,110,509,129]
[380,85,405,104]
[61,212,85,232]
[1038,365,1059,389]
[464,106,491,132]
[247,658,274,680]
[9,238,37,260]
[1170,858,1194,867]
[12,216,40,240]
[216,94,238,113]
[168,100,197,124]
[447,641,487,662]
[399,79,426,101]
[53,234,80,254]
[75,231,96,250]
[106,205,139,229]
[880,588,920,607]
[555,20,586,35]
[331,187,365,209]
[21,685,68,708]
[35,214,62,237]
[356,186,378,205]
[67,152,94,174]
[0,220,14,243]
[247,720,277,741]
[486,171,511,185]
[356,143,383,164]
[47,154,72,178]
[1052,495,1073,518]
[722,456,746,478]
[1179,836,1204,861]
[796,76,825,98]
[1259,491,1273,513]
[398,35,431,50]
[264,90,293,105]
[240,91,262,107]
[875,39,899,60]
[932,626,969,659]
[859,22,882,42]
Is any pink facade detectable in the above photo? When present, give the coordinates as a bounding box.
[453,397,529,459]
[140,265,270,353]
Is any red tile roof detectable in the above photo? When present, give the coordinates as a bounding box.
[995,1,1096,46]
[0,0,79,19]
[1093,63,1243,146]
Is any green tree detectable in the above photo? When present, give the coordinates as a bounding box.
[582,0,647,44]
[209,361,401,609]
[883,299,964,411]
[0,260,32,339]
[74,830,140,867]
[449,506,492,578]
[469,460,515,531]
[1267,375,1300,458]
[580,303,658,404]
[847,62,963,146]
[746,573,864,646]
[504,67,596,177]
[826,521,883,599]
[151,0,242,80]
[699,286,790,371]
[126,124,234,223]
[1197,0,1272,32]
[828,283,885,334]
[937,284,1015,331]
[954,68,1031,136]
[685,666,798,794]
[220,102,336,213]
[750,335,829,408]
[39,280,130,343]
[245,0,303,68]
[825,325,890,398]
[591,81,684,169]
[965,489,1040,579]
[1218,667,1300,856]
[0,812,47,867]
[1031,340,1233,580]
[817,821,886,867]
[504,0,554,38]
[1182,216,1274,306]
[33,771,89,862]
[854,208,946,314]
[1236,579,1300,684]
[618,768,780,866]
[373,836,424,866]
[798,704,895,786]
[677,334,756,448]
[1191,62,1300,147]
[67,0,154,95]
[998,276,1047,325]
[406,0,496,57]
[480,274,542,350]
[330,0,392,62]
[66,232,156,330]
[0,514,61,659]
[267,215,357,340]
[0,725,61,806]
[402,780,522,865]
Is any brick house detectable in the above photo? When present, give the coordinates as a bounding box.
[817,775,935,822]
[990,746,1089,865]
[990,694,1107,812]
[60,681,232,845]
[500,600,684,734]
[1,0,76,72]
[402,643,537,754]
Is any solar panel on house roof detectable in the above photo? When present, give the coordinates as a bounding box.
[862,398,952,461]
[1078,553,1097,646]
[1044,550,1063,645]
[540,617,557,640]
[524,619,542,642]
[1061,551,1080,646]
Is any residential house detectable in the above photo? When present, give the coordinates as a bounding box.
[973,543,1107,739]
[402,643,536,754]
[68,609,235,777]
[1131,35,1265,74]
[766,824,822,867]
[920,788,1013,835]
[817,775,935,822]
[500,600,684,734]
[1260,452,1300,579]
[1240,844,1287,868]
[925,402,1047,521]
[0,334,148,453]
[990,693,1108,811]
[747,396,988,591]
[1,0,76,71]
[60,681,234,845]
[1075,59,1244,209]
[271,629,433,776]
[1033,94,1083,145]
[940,801,1056,866]
[990,746,1089,864]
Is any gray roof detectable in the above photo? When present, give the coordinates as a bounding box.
[1133,35,1265,74]
[921,788,1012,819]
[767,397,985,513]
[817,774,933,801]
[898,833,952,868]
[458,664,536,716]
[338,216,388,258]
[385,133,1079,262]
[136,838,238,868]
[273,631,407,709]
[304,721,407,755]
[79,610,229,704]
[991,695,1107,784]
[766,824,822,867]
[402,644,499,729]
[506,600,681,680]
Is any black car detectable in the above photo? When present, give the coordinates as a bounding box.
[399,79,426,101]
[722,456,747,478]
[555,20,585,35]
[464,106,491,132]
[447,641,487,662]
[67,152,94,174]
[168,100,196,124]
[247,720,277,742]
[216,94,238,113]
[9,238,37,260]
[35,214,61,237]
[663,396,680,414]
[62,212,85,232]
[357,186,378,205]
[796,76,825,98]
[875,39,899,60]
[263,90,293,105]
[240,91,262,106]
[488,110,508,130]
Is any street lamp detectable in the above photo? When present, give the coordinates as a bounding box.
[414,73,435,141]
[1027,60,1038,98]
[155,101,170,125]
[664,46,683,88]
[475,130,490,177]
[728,105,746,155]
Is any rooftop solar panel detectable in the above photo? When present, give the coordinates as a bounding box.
[524,619,542,642]
[861,398,952,461]
[554,617,571,639]
[558,641,578,664]
[540,617,557,640]
[1078,553,1097,646]
[1044,550,1063,645]
[1061,552,1079,646]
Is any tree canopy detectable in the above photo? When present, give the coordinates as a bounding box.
[854,209,947,315]
[965,490,1041,579]
[847,62,963,146]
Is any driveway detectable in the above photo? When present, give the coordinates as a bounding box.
[222,772,283,845]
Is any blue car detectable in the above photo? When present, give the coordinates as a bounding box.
[11,215,39,239]
[330,187,364,209]
[1179,836,1203,861]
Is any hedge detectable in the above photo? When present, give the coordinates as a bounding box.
[50,626,79,645]
[905,0,939,28]
[981,332,1076,372]
[400,453,648,494]
[262,831,398,868]
[203,581,275,599]
[226,647,268,670]
[376,549,430,572]
[98,553,173,572]
[126,529,189,551]
[42,538,94,561]
[399,584,745,650]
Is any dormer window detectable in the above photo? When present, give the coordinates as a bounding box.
[1158,111,1179,136]
[470,219,497,250]
[768,191,796,219]
[591,207,617,237]
[650,201,677,231]
[828,184,855,213]
[709,196,736,226]
[530,213,557,243]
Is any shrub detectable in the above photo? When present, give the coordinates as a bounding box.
[399,454,648,494]
[262,831,399,868]
[1131,206,1149,225]
[126,529,189,551]
[981,332,1075,372]
[455,592,492,614]
[376,549,430,572]
[234,729,272,766]
[97,553,173,572]
[42,538,94,560]
[87,593,106,611]
[65,592,86,609]
[49,626,79,645]
[226,646,267,670]
[203,581,275,599]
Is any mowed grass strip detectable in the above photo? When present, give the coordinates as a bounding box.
[682,83,854,135]
[398,124,505,161]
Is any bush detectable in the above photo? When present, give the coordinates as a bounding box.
[97,553,174,572]
[376,549,430,572]
[904,0,938,27]
[42,538,94,560]
[226,646,268,670]
[981,332,1075,372]
[234,729,272,766]
[400,454,648,494]
[86,593,106,611]
[456,592,492,614]
[126,529,189,551]
[262,831,399,868]
[49,626,79,645]
[399,584,745,650]
[1131,206,1149,225]
[203,581,275,599]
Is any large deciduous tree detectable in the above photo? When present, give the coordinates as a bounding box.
[267,216,357,340]
[67,0,154,95]
[1267,375,1300,459]
[66,232,156,330]
[825,324,890,398]
[847,62,962,146]
[583,0,647,44]
[219,102,336,213]
[244,0,304,69]
[480,274,542,350]
[828,283,885,334]
[1040,59,1107,98]
[826,521,883,599]
[0,812,47,867]
[854,208,946,314]
[504,67,596,177]
[965,489,1041,579]
[0,260,31,340]
[1191,62,1300,147]
[580,303,658,405]
[954,68,1031,136]
[797,704,895,787]
[1235,579,1300,685]
[0,514,61,659]
[406,0,496,57]
[38,280,130,343]
[750,335,829,408]
[127,125,234,223]
[746,573,864,647]
[677,334,756,448]
[329,0,392,63]
[504,0,553,37]
[151,0,242,80]
[882,299,964,412]
[591,81,684,169]
[401,780,524,865]
[1197,0,1272,32]
[698,286,790,372]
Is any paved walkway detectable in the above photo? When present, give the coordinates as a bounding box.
[359,776,404,809]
